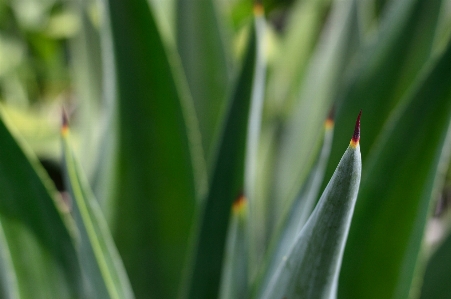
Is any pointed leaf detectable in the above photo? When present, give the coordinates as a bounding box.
[185,21,257,299]
[324,0,444,182]
[61,119,134,299]
[260,113,362,299]
[104,0,203,297]
[245,4,268,275]
[266,0,331,113]
[0,110,82,298]
[339,39,451,299]
[219,195,249,299]
[272,0,360,219]
[176,0,231,164]
[254,116,335,295]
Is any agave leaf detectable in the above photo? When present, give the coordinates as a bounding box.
[266,0,331,114]
[0,110,82,298]
[244,5,268,275]
[253,116,335,296]
[61,119,134,299]
[272,0,360,221]
[176,0,231,166]
[419,231,451,299]
[219,196,249,299]
[89,0,120,221]
[0,217,76,299]
[339,39,451,299]
[259,114,362,299]
[70,0,103,181]
[324,0,444,182]
[104,0,203,297]
[0,222,19,299]
[185,19,257,299]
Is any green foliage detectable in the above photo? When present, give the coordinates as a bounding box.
[0,0,450,298]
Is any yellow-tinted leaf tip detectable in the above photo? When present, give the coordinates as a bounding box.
[61,108,69,136]
[349,110,361,148]
[325,106,335,130]
[253,1,264,16]
[232,194,247,215]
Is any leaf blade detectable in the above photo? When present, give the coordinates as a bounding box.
[185,21,257,299]
[104,0,201,297]
[61,121,134,299]
[260,116,362,299]
[0,110,82,298]
[338,39,451,299]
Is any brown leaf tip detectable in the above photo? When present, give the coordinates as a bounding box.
[232,194,247,214]
[325,105,335,129]
[61,108,69,136]
[350,110,361,148]
[253,0,264,16]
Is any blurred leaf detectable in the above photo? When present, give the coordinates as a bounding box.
[419,231,451,299]
[61,121,134,299]
[254,118,335,295]
[219,196,249,299]
[0,217,73,299]
[0,222,19,299]
[265,0,331,115]
[0,109,82,297]
[259,124,361,299]
[104,0,202,298]
[0,104,60,159]
[272,0,359,225]
[185,22,256,299]
[83,0,120,222]
[70,0,103,179]
[339,39,451,299]
[324,0,444,181]
[176,0,231,166]
[245,5,268,274]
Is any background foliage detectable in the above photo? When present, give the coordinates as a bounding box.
[0,0,450,298]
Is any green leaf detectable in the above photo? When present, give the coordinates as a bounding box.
[70,0,103,180]
[254,118,335,295]
[0,110,82,298]
[185,21,257,299]
[419,231,451,299]
[245,5,268,275]
[61,121,134,299]
[0,218,74,299]
[324,0,443,181]
[265,0,331,115]
[0,222,19,299]
[259,116,361,299]
[338,39,451,299]
[219,196,249,299]
[176,0,231,165]
[104,0,203,298]
[271,0,360,222]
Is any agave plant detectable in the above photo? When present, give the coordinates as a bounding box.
[0,0,451,298]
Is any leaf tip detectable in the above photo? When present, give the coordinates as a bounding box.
[61,108,69,136]
[325,106,335,130]
[253,0,264,16]
[232,194,247,215]
[350,110,361,148]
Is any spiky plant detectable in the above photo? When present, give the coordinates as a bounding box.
[0,0,450,298]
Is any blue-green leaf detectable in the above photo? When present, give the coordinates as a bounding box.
[339,38,451,299]
[61,119,134,299]
[259,114,361,299]
[185,18,257,299]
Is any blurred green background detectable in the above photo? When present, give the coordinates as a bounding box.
[0,0,451,298]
